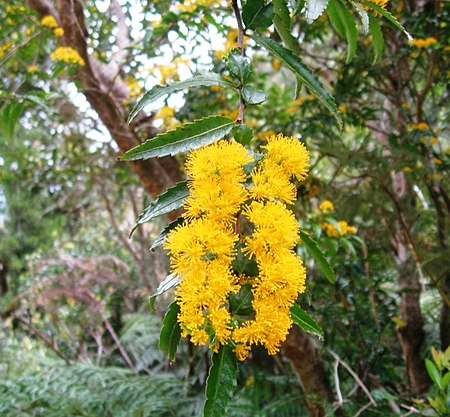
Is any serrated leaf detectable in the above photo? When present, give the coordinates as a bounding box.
[130,181,189,236]
[331,0,358,64]
[252,33,342,129]
[120,116,235,160]
[242,85,268,104]
[149,274,182,311]
[203,344,238,417]
[290,303,324,339]
[362,0,412,43]
[150,217,184,251]
[300,230,336,283]
[242,0,274,30]
[326,0,345,38]
[369,13,384,64]
[159,301,182,361]
[351,1,369,33]
[127,73,235,123]
[425,359,442,389]
[227,53,252,83]
[306,0,331,23]
[232,124,253,145]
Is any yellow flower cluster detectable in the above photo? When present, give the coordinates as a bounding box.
[125,76,142,98]
[41,15,58,28]
[412,37,438,48]
[214,30,248,60]
[148,57,189,85]
[0,41,12,59]
[321,220,356,237]
[50,46,85,66]
[164,134,310,360]
[155,106,179,131]
[319,200,334,213]
[174,0,219,13]
[409,122,429,130]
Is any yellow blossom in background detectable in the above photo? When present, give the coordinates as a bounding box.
[54,27,64,37]
[434,158,442,165]
[125,76,141,98]
[338,104,347,113]
[149,57,189,85]
[27,65,39,73]
[50,46,85,66]
[409,122,429,130]
[155,106,179,130]
[430,137,439,145]
[214,30,248,60]
[403,167,413,173]
[319,200,334,213]
[412,37,438,48]
[41,15,58,28]
[321,220,356,237]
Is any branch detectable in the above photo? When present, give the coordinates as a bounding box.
[15,315,72,365]
[329,350,377,407]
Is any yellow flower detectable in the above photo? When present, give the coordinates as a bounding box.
[430,137,439,145]
[412,37,438,48]
[403,167,413,173]
[50,46,85,66]
[41,15,58,28]
[27,65,39,73]
[124,76,141,98]
[184,140,252,222]
[319,200,334,213]
[262,133,310,181]
[54,27,64,37]
[434,158,442,165]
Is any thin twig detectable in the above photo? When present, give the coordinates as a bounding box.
[102,314,135,370]
[329,350,377,406]
[333,358,344,406]
[15,316,72,366]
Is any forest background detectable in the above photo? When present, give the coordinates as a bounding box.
[0,0,448,416]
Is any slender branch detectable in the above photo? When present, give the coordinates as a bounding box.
[15,316,72,365]
[102,313,135,370]
[329,350,377,406]
[231,0,245,54]
[333,359,344,406]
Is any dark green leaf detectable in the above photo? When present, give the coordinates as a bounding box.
[232,124,253,145]
[361,0,412,43]
[241,85,268,105]
[149,274,182,311]
[299,230,336,283]
[369,13,384,64]
[273,0,300,54]
[425,359,442,390]
[203,344,238,417]
[242,0,274,30]
[252,33,342,129]
[150,217,184,251]
[331,0,358,64]
[159,301,182,361]
[127,73,236,123]
[130,181,189,236]
[120,116,235,160]
[306,0,331,23]
[326,0,345,38]
[227,53,252,83]
[229,284,254,316]
[290,303,324,339]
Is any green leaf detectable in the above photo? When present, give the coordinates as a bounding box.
[273,0,301,54]
[149,274,182,311]
[159,301,182,361]
[227,53,252,83]
[130,181,189,236]
[1,101,25,140]
[290,303,324,339]
[127,73,235,123]
[241,85,268,105]
[326,0,345,38]
[252,33,342,129]
[242,0,274,30]
[331,0,358,64]
[203,344,238,417]
[369,13,384,64]
[425,358,442,390]
[306,0,331,23]
[150,217,184,251]
[361,0,412,43]
[299,230,336,283]
[229,284,254,316]
[120,116,235,161]
[232,124,253,145]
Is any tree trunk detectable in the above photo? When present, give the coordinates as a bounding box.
[25,0,181,198]
[282,326,345,417]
